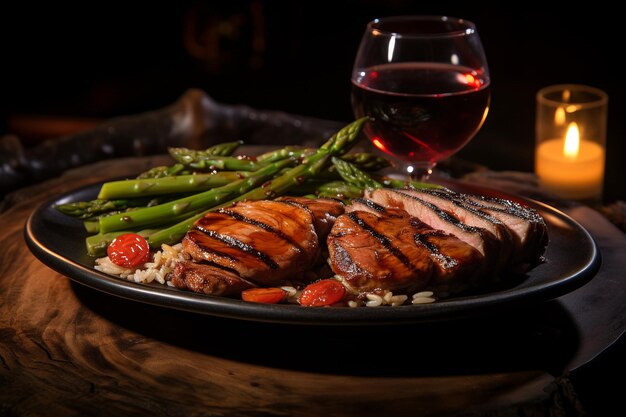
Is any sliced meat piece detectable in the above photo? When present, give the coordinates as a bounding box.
[347,197,410,218]
[448,192,548,268]
[276,196,345,238]
[345,198,486,291]
[408,218,485,291]
[347,197,388,215]
[169,261,255,296]
[366,188,502,274]
[183,199,319,286]
[328,210,435,293]
[400,188,515,270]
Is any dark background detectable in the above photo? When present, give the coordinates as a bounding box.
[0,1,624,203]
[0,1,623,415]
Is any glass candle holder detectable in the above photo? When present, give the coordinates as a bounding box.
[535,84,608,202]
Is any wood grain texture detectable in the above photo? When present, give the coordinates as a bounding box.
[0,157,581,417]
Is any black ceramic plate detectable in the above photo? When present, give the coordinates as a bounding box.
[24,180,601,325]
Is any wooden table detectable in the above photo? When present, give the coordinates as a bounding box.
[1,156,624,417]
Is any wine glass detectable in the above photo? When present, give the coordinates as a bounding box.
[351,15,490,180]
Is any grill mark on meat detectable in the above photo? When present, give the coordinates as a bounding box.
[413,231,459,270]
[348,198,410,220]
[185,230,239,263]
[346,211,419,274]
[217,208,304,254]
[351,198,387,213]
[457,193,546,223]
[193,223,279,270]
[421,189,508,227]
[391,190,483,233]
[328,241,370,279]
[277,199,313,214]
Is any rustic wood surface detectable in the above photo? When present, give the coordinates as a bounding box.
[0,157,590,417]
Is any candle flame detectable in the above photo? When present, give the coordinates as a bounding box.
[563,122,580,159]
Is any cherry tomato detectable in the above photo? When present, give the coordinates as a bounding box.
[107,233,151,268]
[299,279,346,307]
[241,287,287,304]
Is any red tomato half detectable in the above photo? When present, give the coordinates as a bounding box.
[241,287,287,304]
[299,279,346,307]
[107,233,151,268]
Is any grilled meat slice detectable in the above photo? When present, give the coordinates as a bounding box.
[344,199,485,290]
[347,197,390,215]
[328,210,435,293]
[411,225,484,292]
[399,188,515,271]
[366,188,503,274]
[183,199,319,286]
[276,196,345,238]
[170,261,255,296]
[447,192,548,268]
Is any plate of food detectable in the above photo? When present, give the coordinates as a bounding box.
[24,119,601,325]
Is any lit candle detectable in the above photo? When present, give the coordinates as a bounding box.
[535,122,605,199]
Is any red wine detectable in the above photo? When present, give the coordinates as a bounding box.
[351,62,490,163]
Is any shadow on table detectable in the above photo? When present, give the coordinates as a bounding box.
[71,281,578,378]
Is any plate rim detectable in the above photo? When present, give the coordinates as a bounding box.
[24,179,602,325]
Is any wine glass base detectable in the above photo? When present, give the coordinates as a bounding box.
[406,162,436,181]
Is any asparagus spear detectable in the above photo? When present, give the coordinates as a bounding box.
[98,158,297,234]
[146,117,368,248]
[136,164,189,179]
[315,181,364,200]
[339,152,392,171]
[136,141,242,179]
[98,171,255,200]
[203,140,244,156]
[55,196,165,218]
[255,146,314,162]
[168,148,265,171]
[331,156,383,190]
[332,156,442,192]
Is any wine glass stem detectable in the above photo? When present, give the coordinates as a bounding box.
[406,161,436,181]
